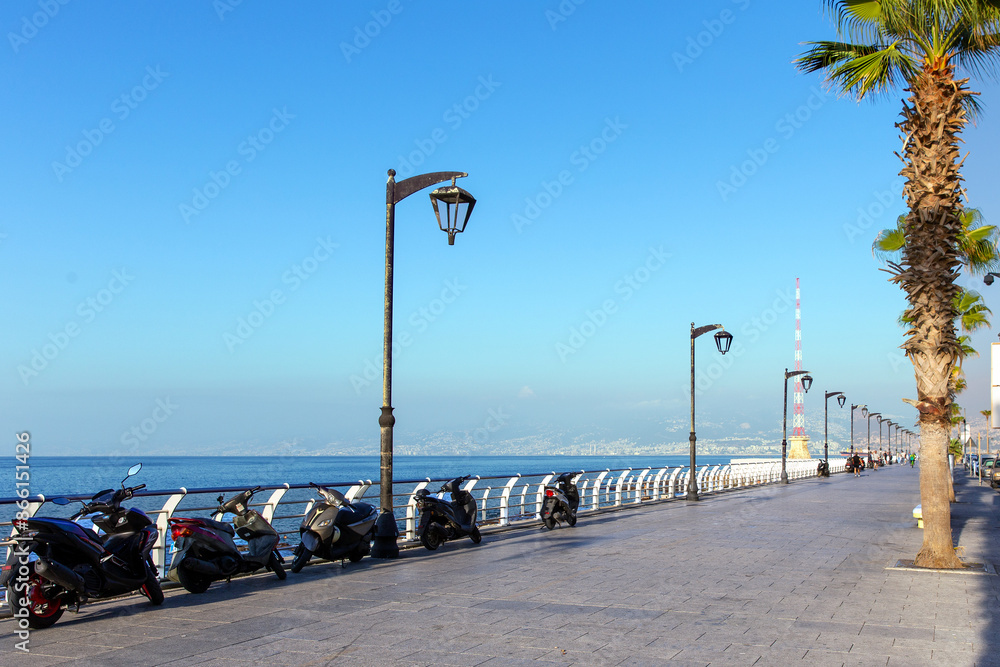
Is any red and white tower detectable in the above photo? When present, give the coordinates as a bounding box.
[789,277,812,458]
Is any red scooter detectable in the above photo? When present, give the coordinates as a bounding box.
[167,487,285,593]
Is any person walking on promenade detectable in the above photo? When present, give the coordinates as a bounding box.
[910,453,916,468]
[852,453,862,477]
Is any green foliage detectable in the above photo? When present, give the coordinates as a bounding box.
[950,437,963,457]
[797,1,1000,108]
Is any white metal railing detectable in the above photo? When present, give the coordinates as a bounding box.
[0,458,843,581]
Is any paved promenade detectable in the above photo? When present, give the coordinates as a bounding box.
[3,464,999,666]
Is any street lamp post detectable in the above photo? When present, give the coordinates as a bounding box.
[688,323,733,500]
[850,404,866,456]
[878,417,889,461]
[372,168,476,559]
[823,391,845,476]
[782,368,813,483]
[866,411,880,458]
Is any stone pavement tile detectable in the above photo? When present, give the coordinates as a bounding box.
[476,657,568,667]
[500,626,589,648]
[11,641,119,661]
[395,648,492,666]
[893,635,976,653]
[772,632,845,652]
[463,639,558,660]
[720,643,766,664]
[471,598,547,612]
[801,648,886,666]
[48,637,226,667]
[845,635,895,654]
[535,602,606,617]
[932,625,979,643]
[730,629,781,647]
[744,647,810,665]
[468,607,557,627]
[590,606,665,622]
[859,623,930,639]
[0,652,76,667]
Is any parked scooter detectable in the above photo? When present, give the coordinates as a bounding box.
[540,472,580,530]
[289,483,378,572]
[0,464,162,629]
[167,486,285,593]
[414,476,481,550]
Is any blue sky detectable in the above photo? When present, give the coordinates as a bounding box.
[4,1,1000,456]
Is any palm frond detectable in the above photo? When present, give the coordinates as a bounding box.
[797,41,918,98]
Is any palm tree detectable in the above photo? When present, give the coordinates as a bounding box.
[797,1,1000,569]
[874,209,1000,274]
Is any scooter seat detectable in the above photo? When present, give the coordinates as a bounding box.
[350,501,375,514]
[197,518,236,536]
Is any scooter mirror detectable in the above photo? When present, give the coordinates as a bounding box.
[127,463,142,477]
[51,497,72,506]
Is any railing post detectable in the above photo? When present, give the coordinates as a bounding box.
[668,468,683,498]
[345,480,373,502]
[592,470,610,510]
[499,475,520,526]
[635,468,651,503]
[614,469,630,506]
[261,485,289,524]
[154,490,187,578]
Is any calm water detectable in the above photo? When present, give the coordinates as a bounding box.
[1,454,737,499]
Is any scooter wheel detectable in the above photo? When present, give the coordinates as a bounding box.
[290,545,311,573]
[420,527,441,551]
[7,577,64,629]
[542,515,556,530]
[470,526,482,544]
[141,560,164,605]
[567,514,577,527]
[268,552,286,580]
[178,562,212,594]
[348,545,367,563]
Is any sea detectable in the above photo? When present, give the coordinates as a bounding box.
[0,454,751,559]
[1,454,738,500]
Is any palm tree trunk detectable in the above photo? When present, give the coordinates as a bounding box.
[895,65,970,569]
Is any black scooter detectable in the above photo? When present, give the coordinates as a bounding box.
[414,476,481,550]
[0,464,162,629]
[289,483,378,572]
[540,472,580,530]
[167,486,285,593]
